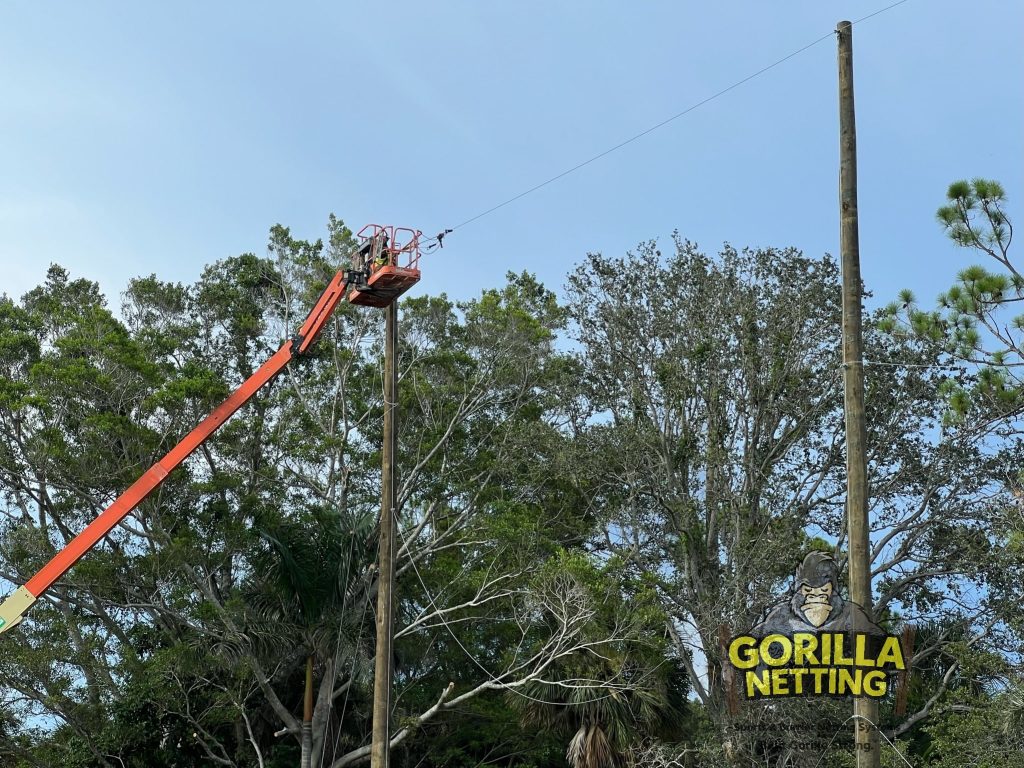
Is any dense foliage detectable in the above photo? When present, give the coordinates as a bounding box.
[1,208,1021,767]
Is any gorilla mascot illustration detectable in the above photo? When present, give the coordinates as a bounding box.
[751,551,885,637]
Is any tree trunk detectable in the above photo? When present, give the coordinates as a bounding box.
[301,654,314,768]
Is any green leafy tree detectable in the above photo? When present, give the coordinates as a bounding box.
[873,180,1024,764]
[507,557,689,768]
[922,684,1024,768]
[881,179,1021,423]
[562,237,1023,765]
[1,224,669,768]
[245,506,375,768]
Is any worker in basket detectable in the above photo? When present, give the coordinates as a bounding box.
[372,234,390,271]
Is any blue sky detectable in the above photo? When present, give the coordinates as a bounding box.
[1,0,1021,314]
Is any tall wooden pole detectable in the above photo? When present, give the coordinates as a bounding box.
[301,655,314,768]
[838,20,880,766]
[371,301,398,768]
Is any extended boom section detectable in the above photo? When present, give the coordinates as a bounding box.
[0,268,352,634]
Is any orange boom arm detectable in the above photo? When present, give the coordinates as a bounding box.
[0,268,351,634]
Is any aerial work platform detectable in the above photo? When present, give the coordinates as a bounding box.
[347,224,422,307]
[0,220,426,636]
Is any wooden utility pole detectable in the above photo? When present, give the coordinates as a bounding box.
[838,20,880,767]
[301,655,314,767]
[371,301,398,768]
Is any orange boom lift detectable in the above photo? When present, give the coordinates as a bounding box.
[0,224,422,634]
[347,224,422,307]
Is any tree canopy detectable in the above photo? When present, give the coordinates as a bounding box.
[1,213,1021,767]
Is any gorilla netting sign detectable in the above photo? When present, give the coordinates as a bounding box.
[726,553,908,700]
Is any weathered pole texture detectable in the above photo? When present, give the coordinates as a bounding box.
[301,655,314,768]
[371,301,399,768]
[838,20,881,766]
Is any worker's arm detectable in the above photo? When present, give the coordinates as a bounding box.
[0,269,350,634]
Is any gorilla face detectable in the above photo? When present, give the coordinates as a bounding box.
[798,583,833,626]
[788,582,844,627]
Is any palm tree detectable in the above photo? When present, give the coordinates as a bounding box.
[510,650,687,768]
[246,505,375,768]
